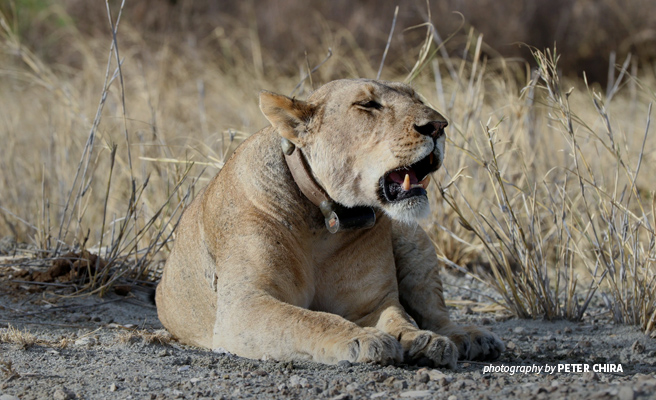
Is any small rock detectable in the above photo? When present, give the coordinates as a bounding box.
[506,341,517,350]
[393,380,408,390]
[370,392,387,399]
[447,395,458,400]
[337,360,352,368]
[631,340,646,355]
[400,390,433,398]
[383,376,396,387]
[252,369,268,377]
[415,369,430,383]
[157,349,168,357]
[329,394,350,400]
[212,348,233,356]
[53,387,75,400]
[480,317,492,325]
[582,372,598,382]
[75,337,96,346]
[289,375,309,388]
[177,366,190,372]
[464,306,473,315]
[618,386,635,400]
[450,380,466,390]
[513,327,525,334]
[346,383,360,392]
[109,383,117,392]
[426,370,446,381]
[0,395,21,400]
[369,371,389,382]
[190,378,201,383]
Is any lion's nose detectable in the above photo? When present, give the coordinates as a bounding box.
[414,121,447,139]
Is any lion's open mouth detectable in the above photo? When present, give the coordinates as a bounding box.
[380,152,439,202]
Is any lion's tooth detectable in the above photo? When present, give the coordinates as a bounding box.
[402,174,411,191]
[419,175,431,189]
[429,153,434,164]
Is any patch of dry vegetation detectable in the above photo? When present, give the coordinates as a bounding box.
[116,328,173,346]
[0,1,654,334]
[0,324,37,349]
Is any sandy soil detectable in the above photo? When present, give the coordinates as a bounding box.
[1,259,655,400]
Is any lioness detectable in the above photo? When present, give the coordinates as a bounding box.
[156,79,504,367]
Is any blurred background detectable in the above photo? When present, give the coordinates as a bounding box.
[3,0,656,83]
[1,0,655,328]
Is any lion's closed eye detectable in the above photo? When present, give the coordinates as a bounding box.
[354,100,383,110]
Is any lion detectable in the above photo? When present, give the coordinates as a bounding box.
[155,79,504,367]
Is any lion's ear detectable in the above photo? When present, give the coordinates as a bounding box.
[259,91,315,145]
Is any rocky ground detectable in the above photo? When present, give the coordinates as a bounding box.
[1,249,655,400]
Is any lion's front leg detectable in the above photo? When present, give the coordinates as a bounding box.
[391,222,505,361]
[359,302,458,368]
[213,290,402,365]
[210,236,403,365]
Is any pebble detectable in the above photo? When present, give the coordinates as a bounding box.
[513,327,525,334]
[582,372,598,382]
[346,382,360,392]
[370,392,387,399]
[631,340,645,354]
[110,383,117,392]
[289,375,310,388]
[393,380,408,390]
[426,370,447,381]
[53,388,74,400]
[75,337,96,346]
[617,386,635,400]
[400,390,433,398]
[0,395,20,400]
[177,366,190,372]
[369,371,389,382]
[415,369,429,383]
[337,360,352,368]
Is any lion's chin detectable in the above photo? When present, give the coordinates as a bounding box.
[383,195,431,225]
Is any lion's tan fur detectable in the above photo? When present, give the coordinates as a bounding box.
[156,79,504,366]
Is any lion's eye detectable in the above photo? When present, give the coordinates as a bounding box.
[355,100,382,110]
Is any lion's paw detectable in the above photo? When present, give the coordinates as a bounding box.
[345,327,403,365]
[447,325,504,361]
[401,330,458,369]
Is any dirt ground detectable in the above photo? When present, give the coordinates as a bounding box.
[1,258,655,400]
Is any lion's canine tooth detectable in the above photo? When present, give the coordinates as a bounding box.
[419,175,431,189]
[403,174,411,191]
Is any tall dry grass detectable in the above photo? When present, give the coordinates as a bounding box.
[0,2,655,333]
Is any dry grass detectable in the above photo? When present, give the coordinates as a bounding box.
[0,2,655,334]
[116,328,173,346]
[0,324,37,349]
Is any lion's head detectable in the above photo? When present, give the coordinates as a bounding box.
[260,79,447,224]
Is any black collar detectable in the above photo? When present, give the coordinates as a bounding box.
[281,138,376,233]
